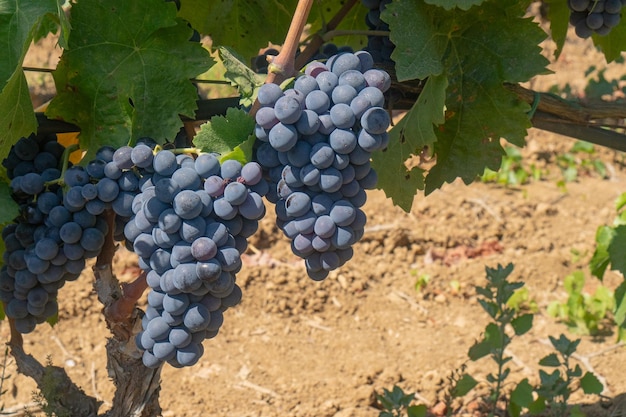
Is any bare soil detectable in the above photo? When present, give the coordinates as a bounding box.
[2,24,626,417]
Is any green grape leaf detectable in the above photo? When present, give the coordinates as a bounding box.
[178,0,296,62]
[0,71,37,159]
[46,0,213,157]
[382,1,447,81]
[608,225,626,277]
[593,22,626,63]
[580,372,604,394]
[0,0,58,84]
[384,0,549,194]
[423,0,486,11]
[372,74,446,211]
[0,182,19,224]
[0,0,59,159]
[370,147,424,212]
[545,0,569,59]
[194,107,255,157]
[219,134,256,165]
[218,46,264,107]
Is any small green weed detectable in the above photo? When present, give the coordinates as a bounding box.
[534,334,604,417]
[556,141,607,190]
[481,146,543,186]
[548,271,615,337]
[468,263,534,416]
[376,385,427,417]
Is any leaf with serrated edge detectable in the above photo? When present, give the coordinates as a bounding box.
[580,372,603,394]
[46,0,213,158]
[194,108,255,157]
[382,1,448,81]
[0,0,58,159]
[0,0,58,84]
[219,46,264,107]
[178,0,296,62]
[385,0,549,194]
[219,135,256,165]
[372,74,446,211]
[423,0,486,10]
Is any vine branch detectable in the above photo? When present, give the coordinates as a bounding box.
[93,209,161,417]
[249,0,315,118]
[8,319,100,416]
[294,0,360,71]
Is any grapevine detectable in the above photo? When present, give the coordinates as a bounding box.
[1,0,626,415]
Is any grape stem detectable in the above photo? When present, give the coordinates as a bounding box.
[58,143,80,186]
[8,317,101,415]
[153,145,203,156]
[249,0,315,117]
[107,272,148,323]
[294,0,360,71]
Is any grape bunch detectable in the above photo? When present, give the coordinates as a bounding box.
[1,133,268,368]
[568,0,625,38]
[362,0,394,63]
[253,50,391,280]
[0,134,109,333]
[129,152,268,368]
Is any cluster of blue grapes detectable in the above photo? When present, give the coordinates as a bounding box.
[1,134,267,368]
[253,51,391,280]
[568,0,625,38]
[129,151,268,368]
[0,134,110,333]
[362,0,394,63]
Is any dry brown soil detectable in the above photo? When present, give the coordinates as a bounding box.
[2,22,626,417]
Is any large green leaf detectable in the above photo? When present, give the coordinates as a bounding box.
[0,0,58,84]
[372,74,447,211]
[46,0,213,156]
[218,46,264,107]
[384,0,549,194]
[382,1,448,81]
[178,0,296,62]
[0,0,60,159]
